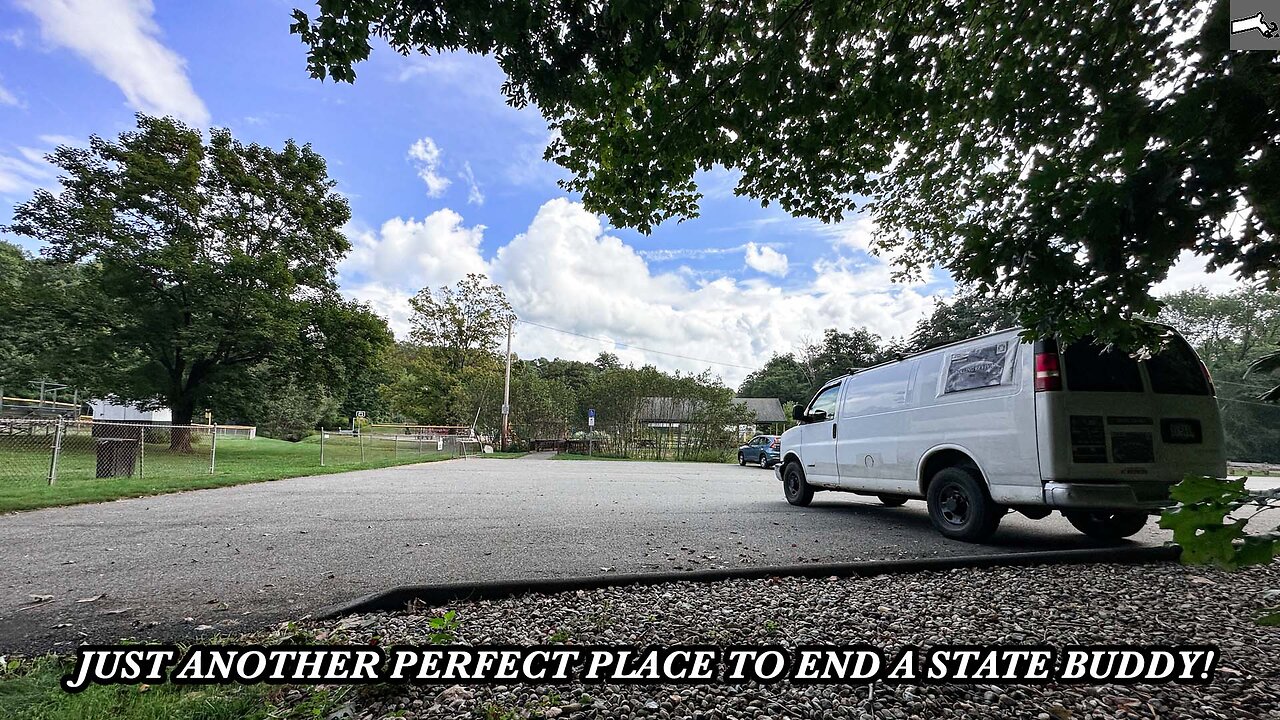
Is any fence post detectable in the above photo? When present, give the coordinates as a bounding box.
[138,423,145,480]
[319,429,325,467]
[210,424,217,475]
[359,429,365,463]
[47,416,65,485]
[394,435,399,460]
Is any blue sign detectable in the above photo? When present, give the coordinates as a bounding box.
[588,409,595,418]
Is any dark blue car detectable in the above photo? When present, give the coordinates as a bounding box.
[737,434,781,468]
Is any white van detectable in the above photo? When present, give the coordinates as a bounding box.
[776,327,1226,542]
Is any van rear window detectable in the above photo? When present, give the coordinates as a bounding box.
[1145,337,1211,396]
[1063,340,1143,393]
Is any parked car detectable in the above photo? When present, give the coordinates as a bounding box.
[738,434,781,468]
[776,326,1226,543]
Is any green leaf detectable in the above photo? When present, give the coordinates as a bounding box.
[1235,537,1278,567]
[1168,475,1246,505]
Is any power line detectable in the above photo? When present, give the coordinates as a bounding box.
[515,318,758,370]
[1218,396,1280,409]
[1215,379,1275,392]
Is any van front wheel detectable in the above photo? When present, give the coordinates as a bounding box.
[783,462,814,507]
[926,468,1002,542]
[1065,510,1148,540]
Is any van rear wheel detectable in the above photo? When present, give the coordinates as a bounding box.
[1065,510,1148,540]
[926,468,1002,542]
[782,462,813,507]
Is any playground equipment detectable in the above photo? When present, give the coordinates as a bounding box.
[0,380,81,419]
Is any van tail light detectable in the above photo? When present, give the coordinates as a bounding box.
[1034,347,1062,392]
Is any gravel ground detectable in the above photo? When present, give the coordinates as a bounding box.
[255,561,1280,720]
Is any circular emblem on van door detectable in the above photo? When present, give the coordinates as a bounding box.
[864,454,874,468]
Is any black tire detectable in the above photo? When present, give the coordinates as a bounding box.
[877,494,908,507]
[759,453,770,469]
[926,467,1002,542]
[1065,510,1148,540]
[738,452,746,466]
[782,462,813,507]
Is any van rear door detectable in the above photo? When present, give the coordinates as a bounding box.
[1035,335,1226,488]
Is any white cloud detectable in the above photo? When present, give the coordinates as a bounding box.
[0,148,57,197]
[343,282,417,339]
[0,76,23,108]
[639,245,745,261]
[339,209,487,293]
[16,0,209,125]
[461,161,484,205]
[340,199,943,386]
[1153,250,1244,296]
[827,215,878,252]
[486,199,938,385]
[743,242,789,276]
[695,166,742,200]
[407,137,451,197]
[37,134,81,147]
[504,129,564,188]
[396,52,494,84]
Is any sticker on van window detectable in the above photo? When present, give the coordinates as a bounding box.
[944,342,1010,393]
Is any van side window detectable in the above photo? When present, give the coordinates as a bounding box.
[807,384,841,418]
[842,361,914,415]
[943,342,1011,393]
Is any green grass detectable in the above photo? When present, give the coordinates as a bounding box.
[479,451,529,459]
[0,656,353,720]
[0,435,454,514]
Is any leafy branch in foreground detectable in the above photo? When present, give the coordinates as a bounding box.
[1160,475,1280,624]
[292,0,1280,349]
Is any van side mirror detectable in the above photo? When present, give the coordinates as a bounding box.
[792,405,807,422]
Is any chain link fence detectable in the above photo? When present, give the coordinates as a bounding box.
[316,430,480,467]
[0,419,61,484]
[0,419,215,484]
[1,419,481,488]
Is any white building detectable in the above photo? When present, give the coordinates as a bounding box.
[88,399,171,423]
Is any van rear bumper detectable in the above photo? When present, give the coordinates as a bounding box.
[1042,481,1175,511]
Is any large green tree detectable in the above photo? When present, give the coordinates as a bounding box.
[0,241,96,394]
[908,290,1022,352]
[799,328,895,396]
[737,353,810,406]
[292,0,1278,347]
[4,115,352,448]
[1158,287,1280,459]
[208,297,394,437]
[409,273,515,372]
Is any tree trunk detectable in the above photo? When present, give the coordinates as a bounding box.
[169,395,196,453]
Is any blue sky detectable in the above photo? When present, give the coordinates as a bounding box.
[0,0,1236,386]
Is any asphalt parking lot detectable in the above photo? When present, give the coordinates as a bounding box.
[0,453,1262,653]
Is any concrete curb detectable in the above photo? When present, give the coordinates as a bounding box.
[319,545,1181,619]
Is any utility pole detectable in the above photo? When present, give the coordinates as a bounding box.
[501,320,513,451]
